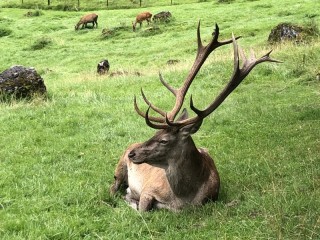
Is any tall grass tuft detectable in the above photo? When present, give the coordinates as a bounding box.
[0,27,12,37]
[30,37,53,50]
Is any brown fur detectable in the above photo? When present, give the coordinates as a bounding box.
[75,13,98,30]
[110,124,220,212]
[132,11,152,31]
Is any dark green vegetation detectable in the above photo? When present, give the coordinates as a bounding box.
[0,27,12,37]
[1,0,216,11]
[0,0,319,239]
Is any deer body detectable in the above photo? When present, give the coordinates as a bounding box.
[75,13,98,30]
[132,12,152,31]
[110,23,280,212]
[112,124,220,211]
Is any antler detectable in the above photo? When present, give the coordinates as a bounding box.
[134,22,281,129]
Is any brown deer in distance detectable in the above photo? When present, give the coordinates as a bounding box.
[132,11,152,31]
[110,22,280,212]
[75,13,98,30]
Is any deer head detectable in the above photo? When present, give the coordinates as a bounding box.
[128,22,280,167]
[128,108,203,166]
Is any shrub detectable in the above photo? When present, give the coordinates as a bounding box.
[101,24,129,39]
[217,0,234,3]
[0,28,12,37]
[0,17,13,23]
[54,4,74,11]
[33,9,44,16]
[101,28,117,39]
[303,19,319,37]
[305,13,319,19]
[30,37,53,50]
[24,10,43,17]
[139,26,162,37]
[277,10,293,17]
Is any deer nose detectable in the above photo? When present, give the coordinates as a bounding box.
[128,151,135,159]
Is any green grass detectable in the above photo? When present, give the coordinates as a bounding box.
[1,0,217,10]
[0,0,319,239]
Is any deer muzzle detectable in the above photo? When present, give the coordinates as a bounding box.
[128,151,135,159]
[128,150,144,164]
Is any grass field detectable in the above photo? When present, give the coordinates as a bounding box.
[0,0,319,239]
[0,0,216,10]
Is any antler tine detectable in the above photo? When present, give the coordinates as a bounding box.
[133,73,176,129]
[140,88,166,117]
[145,105,168,129]
[134,95,165,123]
[183,34,281,123]
[196,20,204,56]
[254,49,283,65]
[166,22,239,122]
[159,72,177,96]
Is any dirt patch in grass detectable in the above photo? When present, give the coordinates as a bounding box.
[109,70,142,77]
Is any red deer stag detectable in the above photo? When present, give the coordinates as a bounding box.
[75,13,98,30]
[110,22,280,212]
[132,11,152,31]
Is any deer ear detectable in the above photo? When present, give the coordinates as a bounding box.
[177,108,189,121]
[179,120,203,137]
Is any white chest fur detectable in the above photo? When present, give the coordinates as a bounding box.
[127,163,144,198]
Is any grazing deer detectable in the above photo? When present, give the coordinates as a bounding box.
[75,13,98,30]
[110,22,280,212]
[132,11,152,31]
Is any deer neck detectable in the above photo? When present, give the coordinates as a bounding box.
[166,137,208,197]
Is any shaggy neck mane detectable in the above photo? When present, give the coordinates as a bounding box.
[166,137,210,198]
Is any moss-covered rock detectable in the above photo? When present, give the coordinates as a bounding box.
[268,22,319,43]
[0,65,47,98]
[268,23,302,43]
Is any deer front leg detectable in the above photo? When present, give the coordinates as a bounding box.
[110,155,128,195]
[125,188,139,210]
[139,193,155,211]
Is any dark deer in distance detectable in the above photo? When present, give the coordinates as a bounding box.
[75,13,98,30]
[152,11,172,22]
[110,22,280,212]
[132,11,152,31]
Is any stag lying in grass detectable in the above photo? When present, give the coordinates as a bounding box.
[75,13,98,30]
[110,22,280,212]
[132,11,152,31]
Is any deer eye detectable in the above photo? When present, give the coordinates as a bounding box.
[159,139,168,144]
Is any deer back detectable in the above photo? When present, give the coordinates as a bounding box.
[81,13,98,23]
[136,11,152,23]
